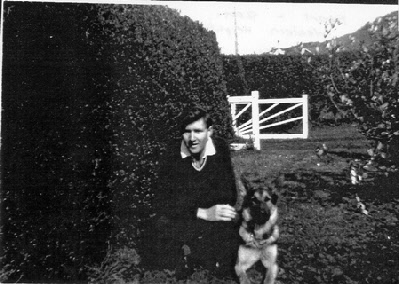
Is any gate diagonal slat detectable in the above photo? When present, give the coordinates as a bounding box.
[238,102,282,132]
[259,116,303,130]
[239,129,252,135]
[241,115,302,134]
[233,103,251,121]
[238,117,253,130]
[237,102,303,133]
[239,124,253,134]
[259,103,302,125]
[258,103,279,119]
[228,92,309,150]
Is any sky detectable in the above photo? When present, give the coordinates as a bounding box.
[163,1,398,55]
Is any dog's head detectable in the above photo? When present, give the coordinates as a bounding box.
[239,174,283,227]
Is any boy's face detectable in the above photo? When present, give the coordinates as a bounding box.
[183,118,213,158]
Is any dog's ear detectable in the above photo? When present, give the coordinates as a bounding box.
[238,176,247,197]
[236,174,250,211]
[271,193,278,205]
[270,174,284,205]
[240,173,252,190]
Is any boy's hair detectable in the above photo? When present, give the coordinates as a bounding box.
[180,106,213,134]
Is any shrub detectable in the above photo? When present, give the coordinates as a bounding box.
[1,2,113,281]
[302,51,358,125]
[319,12,399,162]
[2,2,231,281]
[87,245,141,284]
[94,4,232,250]
[343,14,399,162]
[223,54,313,99]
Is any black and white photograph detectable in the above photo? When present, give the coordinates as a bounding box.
[1,0,398,283]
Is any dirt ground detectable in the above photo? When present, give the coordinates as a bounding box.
[231,124,399,284]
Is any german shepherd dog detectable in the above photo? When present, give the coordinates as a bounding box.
[235,174,282,284]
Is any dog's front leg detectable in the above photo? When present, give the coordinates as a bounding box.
[261,244,278,284]
[264,262,278,284]
[235,245,260,284]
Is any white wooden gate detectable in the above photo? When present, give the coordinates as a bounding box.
[228,91,309,150]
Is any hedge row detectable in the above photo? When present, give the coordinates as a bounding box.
[222,52,358,124]
[1,3,114,281]
[96,3,233,253]
[1,3,231,281]
[223,54,313,98]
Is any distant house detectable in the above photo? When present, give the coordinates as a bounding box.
[301,47,313,55]
[269,47,286,55]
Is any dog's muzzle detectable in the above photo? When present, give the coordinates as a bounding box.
[249,205,271,225]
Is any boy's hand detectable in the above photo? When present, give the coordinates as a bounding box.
[197,205,237,221]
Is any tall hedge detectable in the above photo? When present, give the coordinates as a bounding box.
[94,4,233,250]
[1,2,114,281]
[223,54,314,99]
[222,53,359,124]
[1,3,231,281]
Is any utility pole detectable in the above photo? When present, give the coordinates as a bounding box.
[220,8,239,55]
[234,7,239,55]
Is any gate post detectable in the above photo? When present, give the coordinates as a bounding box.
[302,94,309,139]
[251,91,261,150]
[230,102,237,135]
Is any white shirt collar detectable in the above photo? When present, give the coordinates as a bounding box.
[180,137,216,159]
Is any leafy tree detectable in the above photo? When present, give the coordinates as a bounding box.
[298,18,359,125]
[320,13,399,162]
[351,15,398,161]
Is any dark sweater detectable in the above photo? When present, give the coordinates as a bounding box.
[155,136,238,248]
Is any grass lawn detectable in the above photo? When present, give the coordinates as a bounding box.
[231,124,399,284]
[232,123,369,177]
